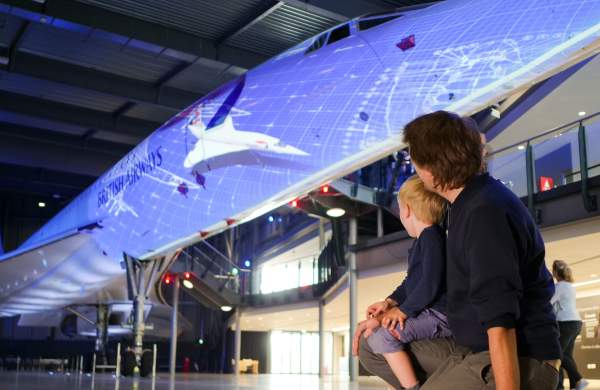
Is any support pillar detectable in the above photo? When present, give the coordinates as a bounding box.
[377,207,384,238]
[348,218,358,381]
[319,218,326,250]
[95,304,109,365]
[319,299,325,377]
[169,275,180,380]
[234,308,242,376]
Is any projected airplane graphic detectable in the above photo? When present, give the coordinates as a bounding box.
[183,108,310,172]
[0,0,599,324]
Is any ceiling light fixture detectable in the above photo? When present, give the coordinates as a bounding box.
[221,305,233,312]
[326,208,346,218]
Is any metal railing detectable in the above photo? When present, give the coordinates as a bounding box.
[487,111,600,217]
[180,242,250,294]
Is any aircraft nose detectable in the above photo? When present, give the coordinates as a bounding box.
[284,145,310,156]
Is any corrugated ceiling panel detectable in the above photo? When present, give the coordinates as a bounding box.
[228,3,339,57]
[0,109,88,136]
[163,60,232,93]
[383,0,438,8]
[125,103,178,123]
[20,23,182,83]
[76,0,263,40]
[0,72,126,112]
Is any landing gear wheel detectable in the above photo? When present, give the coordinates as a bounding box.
[140,349,153,377]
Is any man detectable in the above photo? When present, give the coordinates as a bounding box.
[357,111,560,389]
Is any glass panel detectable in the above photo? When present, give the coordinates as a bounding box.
[289,332,302,374]
[531,125,579,193]
[299,257,315,287]
[487,145,528,198]
[259,255,320,294]
[300,333,319,374]
[270,331,287,373]
[585,116,600,179]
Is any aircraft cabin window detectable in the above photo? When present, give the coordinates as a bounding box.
[327,24,351,45]
[358,14,401,31]
[305,33,329,54]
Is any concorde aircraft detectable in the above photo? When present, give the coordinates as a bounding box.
[0,0,599,344]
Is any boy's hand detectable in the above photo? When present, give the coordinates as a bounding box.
[365,299,392,319]
[352,318,381,356]
[381,307,408,331]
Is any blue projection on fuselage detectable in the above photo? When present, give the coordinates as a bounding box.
[21,0,600,261]
[1,0,599,315]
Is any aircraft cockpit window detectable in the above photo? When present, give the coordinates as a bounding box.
[358,14,401,31]
[327,24,351,45]
[305,33,329,54]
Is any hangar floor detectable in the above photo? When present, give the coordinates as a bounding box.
[0,371,390,389]
[0,371,598,389]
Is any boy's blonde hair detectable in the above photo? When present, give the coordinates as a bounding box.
[398,175,446,224]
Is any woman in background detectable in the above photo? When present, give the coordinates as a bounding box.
[552,260,588,390]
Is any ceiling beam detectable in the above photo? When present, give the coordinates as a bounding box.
[0,0,270,70]
[0,90,160,138]
[0,121,132,157]
[216,1,284,45]
[0,161,96,199]
[0,122,130,178]
[0,48,201,111]
[7,20,28,72]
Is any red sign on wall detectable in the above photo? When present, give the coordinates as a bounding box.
[539,176,554,192]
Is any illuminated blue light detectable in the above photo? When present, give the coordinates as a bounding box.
[268,215,274,223]
[244,260,251,268]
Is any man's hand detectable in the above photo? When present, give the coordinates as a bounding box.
[365,298,394,319]
[488,327,519,390]
[352,318,380,356]
[381,307,408,331]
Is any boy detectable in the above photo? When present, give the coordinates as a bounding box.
[363,174,450,390]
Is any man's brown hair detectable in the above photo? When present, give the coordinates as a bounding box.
[403,111,483,190]
[398,175,446,224]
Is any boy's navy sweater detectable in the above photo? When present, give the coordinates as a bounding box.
[388,225,447,318]
[446,173,560,359]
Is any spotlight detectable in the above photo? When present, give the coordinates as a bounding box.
[221,305,233,312]
[197,338,204,345]
[244,260,251,268]
[38,202,46,208]
[268,215,274,223]
[182,280,194,289]
[326,208,346,218]
[517,145,526,151]
[231,268,239,276]
[578,111,587,117]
